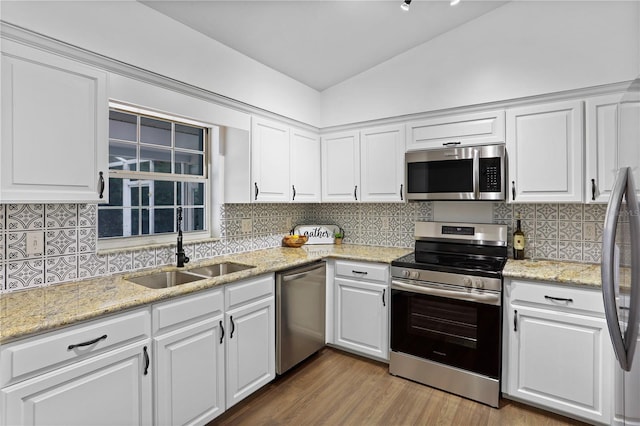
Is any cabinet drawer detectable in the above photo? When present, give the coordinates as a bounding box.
[335,261,388,283]
[508,279,604,314]
[0,308,150,387]
[153,288,224,335]
[225,274,274,311]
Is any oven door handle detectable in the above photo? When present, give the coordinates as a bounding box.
[391,280,501,306]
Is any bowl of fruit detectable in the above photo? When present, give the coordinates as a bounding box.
[282,234,308,248]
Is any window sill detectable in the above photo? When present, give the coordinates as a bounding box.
[97,236,222,256]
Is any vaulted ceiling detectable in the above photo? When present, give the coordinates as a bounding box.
[141,0,508,91]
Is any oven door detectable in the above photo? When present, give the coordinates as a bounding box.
[390,279,501,379]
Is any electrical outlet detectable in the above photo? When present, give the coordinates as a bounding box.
[381,217,390,231]
[584,222,596,241]
[26,231,44,256]
[241,219,253,233]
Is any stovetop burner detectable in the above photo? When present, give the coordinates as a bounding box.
[391,221,508,280]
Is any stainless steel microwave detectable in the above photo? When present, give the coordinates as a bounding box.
[405,144,506,201]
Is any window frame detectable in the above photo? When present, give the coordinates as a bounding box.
[98,102,216,251]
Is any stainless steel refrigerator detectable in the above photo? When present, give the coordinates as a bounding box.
[601,79,640,426]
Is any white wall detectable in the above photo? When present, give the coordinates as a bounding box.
[320,1,640,127]
[0,0,321,127]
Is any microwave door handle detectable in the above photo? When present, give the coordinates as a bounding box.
[473,148,480,200]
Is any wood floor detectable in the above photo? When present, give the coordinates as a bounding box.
[210,348,587,426]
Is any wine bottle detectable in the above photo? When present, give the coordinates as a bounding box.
[513,218,525,260]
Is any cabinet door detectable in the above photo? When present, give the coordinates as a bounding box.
[506,100,583,203]
[154,317,225,426]
[360,124,405,203]
[321,131,360,202]
[251,117,290,202]
[405,109,505,151]
[1,342,152,426]
[225,296,275,408]
[334,277,389,360]
[1,40,108,203]
[507,305,613,424]
[586,93,640,203]
[290,128,321,203]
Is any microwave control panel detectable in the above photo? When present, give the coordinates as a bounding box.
[479,157,502,193]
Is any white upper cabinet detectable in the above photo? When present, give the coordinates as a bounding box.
[406,109,505,151]
[251,117,321,203]
[586,92,640,203]
[1,39,108,203]
[290,128,321,203]
[321,130,361,202]
[506,100,584,203]
[251,117,290,202]
[360,124,405,202]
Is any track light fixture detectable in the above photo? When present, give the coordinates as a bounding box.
[401,0,411,12]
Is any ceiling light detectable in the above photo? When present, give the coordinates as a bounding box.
[450,0,461,5]
[401,0,411,12]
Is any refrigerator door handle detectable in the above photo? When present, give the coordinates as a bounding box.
[623,168,640,370]
[602,167,640,372]
[602,167,631,371]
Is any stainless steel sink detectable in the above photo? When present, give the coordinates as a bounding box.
[126,271,205,289]
[126,262,255,289]
[187,262,255,278]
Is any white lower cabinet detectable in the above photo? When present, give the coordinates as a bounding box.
[330,260,389,361]
[0,308,152,426]
[225,296,275,407]
[504,279,613,425]
[153,289,225,426]
[153,273,275,424]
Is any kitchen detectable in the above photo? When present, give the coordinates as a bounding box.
[0,1,639,425]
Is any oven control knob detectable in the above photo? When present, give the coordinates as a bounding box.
[402,270,410,278]
[411,271,420,280]
[463,277,472,287]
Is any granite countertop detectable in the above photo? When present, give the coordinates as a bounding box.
[503,259,602,288]
[0,244,411,344]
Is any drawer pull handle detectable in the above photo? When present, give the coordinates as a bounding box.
[230,316,235,339]
[352,270,368,275]
[382,288,386,307]
[544,295,574,303]
[67,334,107,350]
[219,320,225,344]
[442,141,461,146]
[143,346,149,375]
[514,310,518,332]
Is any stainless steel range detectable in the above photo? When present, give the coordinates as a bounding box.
[390,221,508,408]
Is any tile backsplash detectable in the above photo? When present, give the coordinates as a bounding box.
[0,201,608,293]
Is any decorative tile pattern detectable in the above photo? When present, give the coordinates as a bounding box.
[133,249,155,269]
[45,204,77,229]
[7,204,44,230]
[45,255,78,284]
[46,229,77,256]
[1,200,609,293]
[77,254,107,279]
[6,259,44,290]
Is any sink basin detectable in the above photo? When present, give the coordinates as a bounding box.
[126,262,255,289]
[127,271,205,289]
[187,262,255,278]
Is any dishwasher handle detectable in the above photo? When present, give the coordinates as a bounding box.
[280,262,325,282]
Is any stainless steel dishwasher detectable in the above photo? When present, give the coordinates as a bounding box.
[276,260,326,375]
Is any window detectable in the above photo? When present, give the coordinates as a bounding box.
[99,108,211,246]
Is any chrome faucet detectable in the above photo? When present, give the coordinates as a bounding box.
[176,207,189,267]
